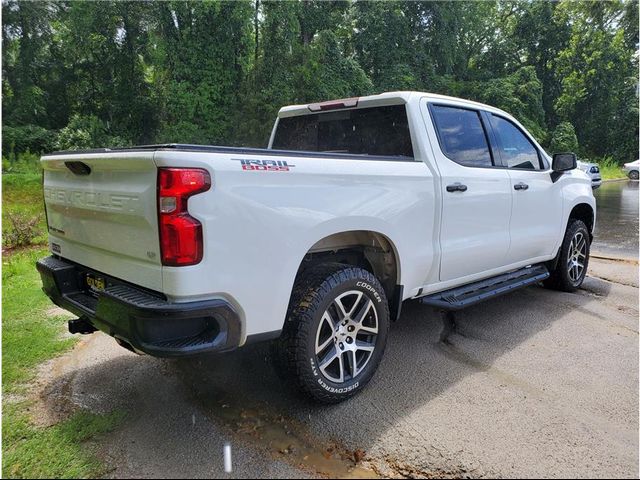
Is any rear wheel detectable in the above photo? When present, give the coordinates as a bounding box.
[629,170,639,180]
[274,263,389,403]
[544,219,590,292]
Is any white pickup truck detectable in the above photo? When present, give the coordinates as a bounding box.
[37,91,595,403]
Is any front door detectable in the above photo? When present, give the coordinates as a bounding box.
[486,113,563,263]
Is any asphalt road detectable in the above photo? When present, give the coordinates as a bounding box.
[34,257,638,479]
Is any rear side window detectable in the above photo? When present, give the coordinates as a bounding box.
[489,115,541,170]
[430,105,493,168]
[272,105,413,158]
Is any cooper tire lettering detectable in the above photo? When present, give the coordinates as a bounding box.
[356,281,382,303]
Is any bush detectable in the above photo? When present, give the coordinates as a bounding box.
[590,155,625,180]
[3,212,43,249]
[54,114,127,151]
[2,151,42,174]
[549,121,579,154]
[2,125,55,157]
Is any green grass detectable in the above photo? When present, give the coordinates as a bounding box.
[3,405,123,479]
[595,156,627,180]
[2,248,123,478]
[2,248,75,391]
[2,173,47,248]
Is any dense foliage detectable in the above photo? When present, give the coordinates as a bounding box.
[2,0,638,162]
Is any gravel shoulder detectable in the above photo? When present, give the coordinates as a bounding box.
[32,257,639,478]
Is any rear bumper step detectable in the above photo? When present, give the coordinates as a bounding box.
[36,256,242,357]
[420,264,550,310]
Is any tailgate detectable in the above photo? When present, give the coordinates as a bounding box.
[41,151,163,292]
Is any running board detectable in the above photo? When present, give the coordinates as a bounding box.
[419,264,550,310]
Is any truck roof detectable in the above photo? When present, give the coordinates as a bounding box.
[277,91,504,118]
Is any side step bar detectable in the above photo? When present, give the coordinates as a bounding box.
[419,264,550,310]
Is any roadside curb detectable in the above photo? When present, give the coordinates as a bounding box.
[591,252,639,265]
[601,178,630,183]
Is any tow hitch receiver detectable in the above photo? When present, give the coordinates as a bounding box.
[68,317,98,335]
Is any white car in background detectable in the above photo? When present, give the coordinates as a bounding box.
[577,160,602,189]
[623,160,639,180]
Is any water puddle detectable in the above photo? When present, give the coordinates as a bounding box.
[192,390,378,478]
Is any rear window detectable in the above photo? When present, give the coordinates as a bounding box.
[430,105,493,168]
[272,105,414,158]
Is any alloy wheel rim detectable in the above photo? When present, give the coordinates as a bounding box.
[314,290,378,384]
[567,231,587,283]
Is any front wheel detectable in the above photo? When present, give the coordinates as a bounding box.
[629,170,639,180]
[274,263,390,403]
[544,219,590,292]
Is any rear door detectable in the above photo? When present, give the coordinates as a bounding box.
[41,151,163,291]
[486,113,563,263]
[424,102,512,282]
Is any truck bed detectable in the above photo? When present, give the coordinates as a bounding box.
[43,143,414,162]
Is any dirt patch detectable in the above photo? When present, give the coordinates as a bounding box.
[186,386,379,479]
[28,336,96,427]
[4,393,27,404]
[46,306,74,318]
[1,243,48,256]
[370,456,479,479]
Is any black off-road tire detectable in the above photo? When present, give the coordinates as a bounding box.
[544,219,590,292]
[629,170,639,180]
[272,263,390,403]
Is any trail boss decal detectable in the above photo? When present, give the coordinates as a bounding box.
[233,158,295,171]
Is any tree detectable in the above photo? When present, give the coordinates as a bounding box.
[512,1,571,127]
[554,0,638,160]
[2,1,60,128]
[296,30,373,102]
[1,0,637,162]
[549,121,579,154]
[151,1,253,144]
[353,1,422,91]
[52,1,155,145]
[451,66,547,142]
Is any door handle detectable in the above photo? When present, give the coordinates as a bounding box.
[446,182,468,193]
[514,182,529,191]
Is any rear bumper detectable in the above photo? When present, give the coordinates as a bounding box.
[36,256,242,357]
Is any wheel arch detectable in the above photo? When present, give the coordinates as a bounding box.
[568,202,595,241]
[294,230,403,320]
[547,201,595,274]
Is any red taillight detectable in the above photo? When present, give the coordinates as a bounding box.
[158,168,211,266]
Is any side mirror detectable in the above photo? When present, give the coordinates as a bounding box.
[552,152,577,172]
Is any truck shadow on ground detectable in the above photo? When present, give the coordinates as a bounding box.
[35,274,635,477]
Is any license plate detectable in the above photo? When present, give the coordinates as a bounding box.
[86,274,106,292]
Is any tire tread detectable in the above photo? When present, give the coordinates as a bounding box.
[544,219,590,292]
[275,263,389,403]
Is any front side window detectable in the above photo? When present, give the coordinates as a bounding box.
[272,105,413,158]
[430,105,493,168]
[490,115,541,170]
